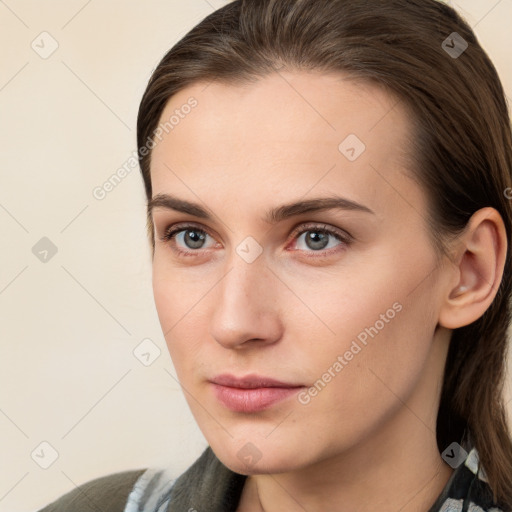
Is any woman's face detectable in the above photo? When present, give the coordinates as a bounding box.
[149,71,452,474]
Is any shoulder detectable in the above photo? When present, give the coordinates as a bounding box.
[36,448,245,512]
[36,468,147,512]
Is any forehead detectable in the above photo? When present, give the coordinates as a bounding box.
[149,71,424,221]
[154,71,409,152]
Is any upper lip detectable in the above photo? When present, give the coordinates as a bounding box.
[210,373,303,389]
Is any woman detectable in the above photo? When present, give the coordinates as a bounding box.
[38,0,512,510]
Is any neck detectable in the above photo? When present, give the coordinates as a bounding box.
[240,434,453,512]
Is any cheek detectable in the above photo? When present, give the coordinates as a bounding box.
[152,253,214,329]
[151,264,241,401]
[292,254,439,435]
[152,259,210,374]
[311,299,436,451]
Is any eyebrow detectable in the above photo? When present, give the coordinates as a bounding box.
[147,193,374,224]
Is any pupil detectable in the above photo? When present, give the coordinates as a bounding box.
[185,230,205,249]
[307,231,328,250]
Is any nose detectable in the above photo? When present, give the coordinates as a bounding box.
[209,252,283,350]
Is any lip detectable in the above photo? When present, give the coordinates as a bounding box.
[209,373,305,413]
[210,373,302,389]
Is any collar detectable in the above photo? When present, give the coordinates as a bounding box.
[166,446,246,512]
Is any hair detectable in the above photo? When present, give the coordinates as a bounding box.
[136,0,512,507]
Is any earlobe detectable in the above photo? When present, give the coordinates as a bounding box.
[438,207,507,330]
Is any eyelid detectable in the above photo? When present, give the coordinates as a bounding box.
[288,222,353,244]
[160,221,213,239]
[159,221,353,256]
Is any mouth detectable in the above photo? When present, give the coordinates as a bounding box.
[209,373,306,413]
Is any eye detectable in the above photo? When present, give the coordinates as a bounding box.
[288,223,352,256]
[159,223,218,256]
[159,222,353,258]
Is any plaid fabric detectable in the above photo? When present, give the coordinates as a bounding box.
[123,445,507,512]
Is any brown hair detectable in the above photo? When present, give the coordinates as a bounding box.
[137,0,512,507]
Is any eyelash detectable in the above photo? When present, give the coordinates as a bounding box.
[159,222,353,259]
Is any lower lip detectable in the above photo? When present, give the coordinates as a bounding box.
[211,383,304,413]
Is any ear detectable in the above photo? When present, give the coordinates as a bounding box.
[438,207,508,329]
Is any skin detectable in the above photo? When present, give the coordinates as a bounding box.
[148,71,507,511]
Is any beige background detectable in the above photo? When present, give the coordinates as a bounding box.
[0,1,511,511]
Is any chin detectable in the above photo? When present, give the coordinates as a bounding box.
[208,435,315,476]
